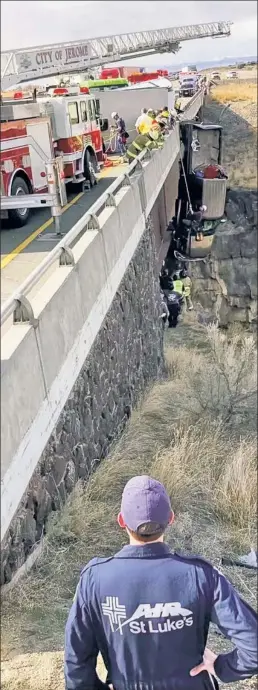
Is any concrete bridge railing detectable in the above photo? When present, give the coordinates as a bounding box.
[1,89,204,545]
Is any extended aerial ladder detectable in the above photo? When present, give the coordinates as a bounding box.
[1,21,232,91]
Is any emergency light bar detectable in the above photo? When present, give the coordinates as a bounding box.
[52,86,84,96]
[128,72,165,83]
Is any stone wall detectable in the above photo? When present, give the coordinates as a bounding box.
[1,218,164,585]
[191,189,257,327]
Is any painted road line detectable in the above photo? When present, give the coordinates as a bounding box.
[1,163,127,270]
[0,191,84,270]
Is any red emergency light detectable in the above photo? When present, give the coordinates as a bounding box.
[80,86,90,94]
[53,88,69,95]
[128,72,163,84]
[13,91,23,99]
[157,69,169,77]
[100,68,120,79]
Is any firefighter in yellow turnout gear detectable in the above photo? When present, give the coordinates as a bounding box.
[126,125,164,162]
[181,269,193,310]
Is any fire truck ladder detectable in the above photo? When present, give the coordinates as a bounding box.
[1,21,232,91]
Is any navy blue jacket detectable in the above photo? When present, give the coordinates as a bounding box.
[64,542,258,690]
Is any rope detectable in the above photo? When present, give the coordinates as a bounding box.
[176,125,193,214]
[174,249,208,263]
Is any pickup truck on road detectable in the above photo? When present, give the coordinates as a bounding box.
[179,77,198,98]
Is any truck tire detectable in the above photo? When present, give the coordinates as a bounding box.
[84,150,97,187]
[9,177,30,227]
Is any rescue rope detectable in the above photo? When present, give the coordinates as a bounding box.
[176,126,193,214]
[174,249,208,263]
[104,126,136,155]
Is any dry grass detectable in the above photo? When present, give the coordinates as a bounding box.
[1,323,257,690]
[212,81,257,104]
[204,82,257,188]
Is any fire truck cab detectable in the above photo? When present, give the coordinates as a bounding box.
[39,87,104,182]
[1,86,104,227]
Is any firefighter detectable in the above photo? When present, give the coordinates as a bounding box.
[135,108,153,135]
[161,105,169,119]
[65,475,258,689]
[126,125,163,162]
[167,290,182,328]
[175,97,183,113]
[190,205,207,242]
[172,272,184,297]
[111,111,128,156]
[181,268,193,311]
[159,291,169,326]
[159,262,173,295]
[147,108,156,120]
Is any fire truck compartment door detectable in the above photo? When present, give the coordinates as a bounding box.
[26,121,53,190]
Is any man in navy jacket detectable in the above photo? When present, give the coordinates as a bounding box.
[64,475,258,689]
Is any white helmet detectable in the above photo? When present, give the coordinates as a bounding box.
[111,111,118,119]
[148,128,159,141]
[200,205,207,212]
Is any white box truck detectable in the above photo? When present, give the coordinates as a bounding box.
[93,79,175,144]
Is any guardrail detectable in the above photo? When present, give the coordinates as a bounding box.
[1,89,204,329]
[0,146,153,328]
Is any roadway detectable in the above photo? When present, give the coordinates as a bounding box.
[1,162,127,304]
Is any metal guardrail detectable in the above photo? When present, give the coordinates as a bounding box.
[0,147,153,327]
[1,90,204,329]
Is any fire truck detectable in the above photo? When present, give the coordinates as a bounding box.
[1,86,105,226]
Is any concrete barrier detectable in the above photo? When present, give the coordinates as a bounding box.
[1,128,179,541]
[1,91,204,544]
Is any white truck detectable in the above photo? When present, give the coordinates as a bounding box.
[92,79,175,145]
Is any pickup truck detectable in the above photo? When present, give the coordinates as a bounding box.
[227,70,238,79]
[179,78,197,97]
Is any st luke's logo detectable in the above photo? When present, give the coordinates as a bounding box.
[101,597,193,635]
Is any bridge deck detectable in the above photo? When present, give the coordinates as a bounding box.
[0,95,194,330]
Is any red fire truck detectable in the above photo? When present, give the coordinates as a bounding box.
[0,86,105,226]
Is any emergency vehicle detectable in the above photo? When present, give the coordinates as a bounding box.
[0,86,105,226]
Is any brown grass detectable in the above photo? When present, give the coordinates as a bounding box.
[204,81,257,188]
[1,323,257,689]
[211,81,257,104]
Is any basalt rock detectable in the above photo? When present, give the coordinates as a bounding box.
[192,188,257,327]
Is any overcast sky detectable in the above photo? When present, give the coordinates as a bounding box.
[1,1,257,65]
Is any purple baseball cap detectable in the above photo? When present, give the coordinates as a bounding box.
[121,475,172,534]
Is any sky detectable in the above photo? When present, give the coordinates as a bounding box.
[1,0,257,67]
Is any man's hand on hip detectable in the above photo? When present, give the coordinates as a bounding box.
[190,648,218,678]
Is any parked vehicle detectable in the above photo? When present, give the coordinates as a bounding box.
[212,72,221,82]
[1,86,105,226]
[179,77,198,98]
[83,77,175,147]
[227,70,238,79]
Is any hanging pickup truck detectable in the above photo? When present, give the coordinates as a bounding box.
[171,121,228,262]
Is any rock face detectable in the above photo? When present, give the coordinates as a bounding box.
[192,189,257,327]
[1,219,164,586]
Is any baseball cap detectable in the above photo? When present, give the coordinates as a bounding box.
[121,475,172,535]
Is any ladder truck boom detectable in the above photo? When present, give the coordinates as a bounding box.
[1,21,232,91]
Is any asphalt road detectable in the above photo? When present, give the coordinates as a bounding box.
[1,163,127,304]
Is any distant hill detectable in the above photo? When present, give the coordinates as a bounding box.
[148,56,257,72]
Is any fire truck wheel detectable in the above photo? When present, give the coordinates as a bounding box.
[9,177,30,227]
[85,150,97,187]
